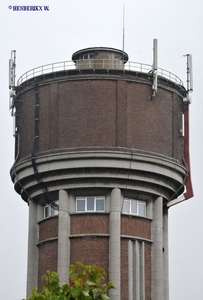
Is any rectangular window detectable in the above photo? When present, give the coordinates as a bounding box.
[123,199,130,213]
[77,199,85,211]
[123,199,146,217]
[76,196,105,212]
[87,197,94,211]
[96,198,105,211]
[138,202,146,217]
[44,202,59,218]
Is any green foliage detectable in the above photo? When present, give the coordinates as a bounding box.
[24,262,114,300]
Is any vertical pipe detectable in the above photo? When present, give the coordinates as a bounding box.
[109,188,121,300]
[151,196,163,300]
[163,207,169,300]
[57,190,70,285]
[26,201,38,298]
[183,103,194,200]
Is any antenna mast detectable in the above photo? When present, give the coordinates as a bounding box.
[9,50,16,117]
[150,39,158,99]
[122,4,125,61]
[186,54,193,93]
[183,54,193,103]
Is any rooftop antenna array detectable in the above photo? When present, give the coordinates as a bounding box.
[150,39,158,99]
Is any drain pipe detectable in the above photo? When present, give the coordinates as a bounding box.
[167,99,194,207]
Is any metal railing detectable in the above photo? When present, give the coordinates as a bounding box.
[17,59,183,86]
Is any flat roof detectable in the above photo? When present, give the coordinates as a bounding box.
[72,47,129,63]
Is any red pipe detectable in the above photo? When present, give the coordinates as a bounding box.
[167,99,194,207]
[182,101,194,200]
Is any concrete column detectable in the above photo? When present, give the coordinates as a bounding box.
[151,196,163,300]
[109,188,121,300]
[163,207,169,300]
[57,190,70,285]
[26,201,38,298]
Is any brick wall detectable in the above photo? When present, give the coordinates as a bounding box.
[121,215,151,239]
[70,236,109,281]
[71,214,109,235]
[39,216,58,241]
[38,240,58,291]
[38,217,59,290]
[16,77,183,162]
[121,239,129,300]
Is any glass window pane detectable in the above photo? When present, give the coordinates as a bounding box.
[123,200,130,213]
[138,202,146,216]
[131,200,137,214]
[87,197,94,211]
[44,206,50,218]
[96,199,104,211]
[77,199,85,211]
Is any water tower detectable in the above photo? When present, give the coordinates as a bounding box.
[9,41,193,300]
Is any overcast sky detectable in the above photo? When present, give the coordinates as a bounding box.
[0,0,203,299]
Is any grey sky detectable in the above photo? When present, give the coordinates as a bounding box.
[0,0,203,299]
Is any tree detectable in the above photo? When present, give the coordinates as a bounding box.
[25,261,115,300]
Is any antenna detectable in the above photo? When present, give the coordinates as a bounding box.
[153,39,158,71]
[9,50,16,117]
[122,4,125,61]
[183,54,193,103]
[187,54,193,92]
[150,39,158,99]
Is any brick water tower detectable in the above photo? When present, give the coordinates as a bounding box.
[9,41,193,300]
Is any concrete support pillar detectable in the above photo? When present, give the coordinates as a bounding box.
[151,196,163,300]
[57,190,70,285]
[163,207,169,300]
[109,188,121,300]
[26,201,39,298]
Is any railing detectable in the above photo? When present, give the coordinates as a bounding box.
[17,59,183,86]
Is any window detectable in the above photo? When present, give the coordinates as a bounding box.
[76,196,105,212]
[123,199,146,217]
[44,202,58,218]
[79,53,94,60]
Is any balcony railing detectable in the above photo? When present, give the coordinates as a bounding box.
[17,59,183,86]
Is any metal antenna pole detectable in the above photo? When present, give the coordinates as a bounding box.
[122,4,125,61]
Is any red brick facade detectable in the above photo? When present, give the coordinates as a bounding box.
[38,214,151,295]
[16,77,183,162]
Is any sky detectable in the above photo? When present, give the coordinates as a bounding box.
[0,0,203,299]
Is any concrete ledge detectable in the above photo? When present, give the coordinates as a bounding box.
[11,149,186,204]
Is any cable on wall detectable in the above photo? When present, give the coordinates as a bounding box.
[31,81,59,210]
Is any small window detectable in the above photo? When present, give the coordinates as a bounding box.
[123,198,146,217]
[44,202,58,218]
[78,53,94,60]
[76,196,105,212]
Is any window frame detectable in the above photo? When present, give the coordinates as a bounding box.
[44,202,59,218]
[76,196,105,213]
[79,53,94,60]
[123,198,146,217]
